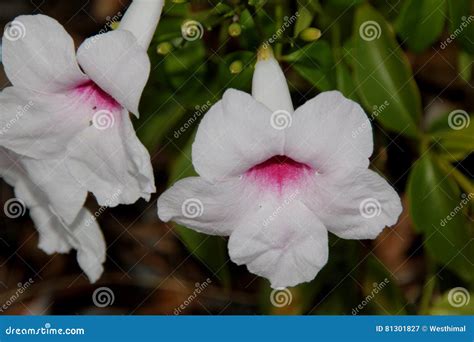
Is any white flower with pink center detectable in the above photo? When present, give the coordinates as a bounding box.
[0,0,164,282]
[158,46,402,288]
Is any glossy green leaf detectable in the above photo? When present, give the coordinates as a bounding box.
[407,154,474,282]
[395,0,446,53]
[283,41,336,91]
[168,136,231,287]
[448,0,474,54]
[353,4,422,137]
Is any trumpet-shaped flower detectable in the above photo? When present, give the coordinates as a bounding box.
[158,47,402,288]
[0,0,164,281]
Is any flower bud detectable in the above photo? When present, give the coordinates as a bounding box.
[228,23,242,37]
[298,27,321,42]
[157,42,173,55]
[229,60,244,74]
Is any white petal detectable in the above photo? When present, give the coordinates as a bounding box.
[20,157,87,224]
[119,0,164,49]
[66,108,155,207]
[301,168,402,239]
[2,15,87,92]
[0,87,93,159]
[252,50,294,113]
[158,177,247,236]
[192,89,285,182]
[285,91,373,174]
[77,30,150,116]
[228,196,328,288]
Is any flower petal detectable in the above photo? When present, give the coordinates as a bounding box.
[192,89,285,182]
[20,157,87,224]
[76,30,150,116]
[285,91,373,174]
[301,168,402,239]
[66,109,155,207]
[2,15,87,92]
[0,87,93,159]
[228,196,328,288]
[158,176,247,236]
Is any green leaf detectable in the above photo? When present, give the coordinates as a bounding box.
[430,288,474,315]
[336,61,359,101]
[283,41,336,91]
[407,154,474,282]
[294,2,314,37]
[458,51,473,83]
[353,4,422,137]
[448,0,474,54]
[395,0,446,53]
[168,136,231,287]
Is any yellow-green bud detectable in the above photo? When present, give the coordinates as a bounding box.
[299,27,321,42]
[172,0,188,3]
[157,42,173,55]
[229,60,244,74]
[228,23,242,37]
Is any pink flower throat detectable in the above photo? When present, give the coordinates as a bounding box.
[75,81,121,112]
[246,156,313,192]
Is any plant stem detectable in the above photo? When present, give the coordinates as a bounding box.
[419,255,436,315]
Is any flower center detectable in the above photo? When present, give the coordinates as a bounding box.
[75,81,121,112]
[245,156,313,192]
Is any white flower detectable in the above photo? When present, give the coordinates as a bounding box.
[0,0,164,281]
[0,148,105,282]
[158,46,402,288]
